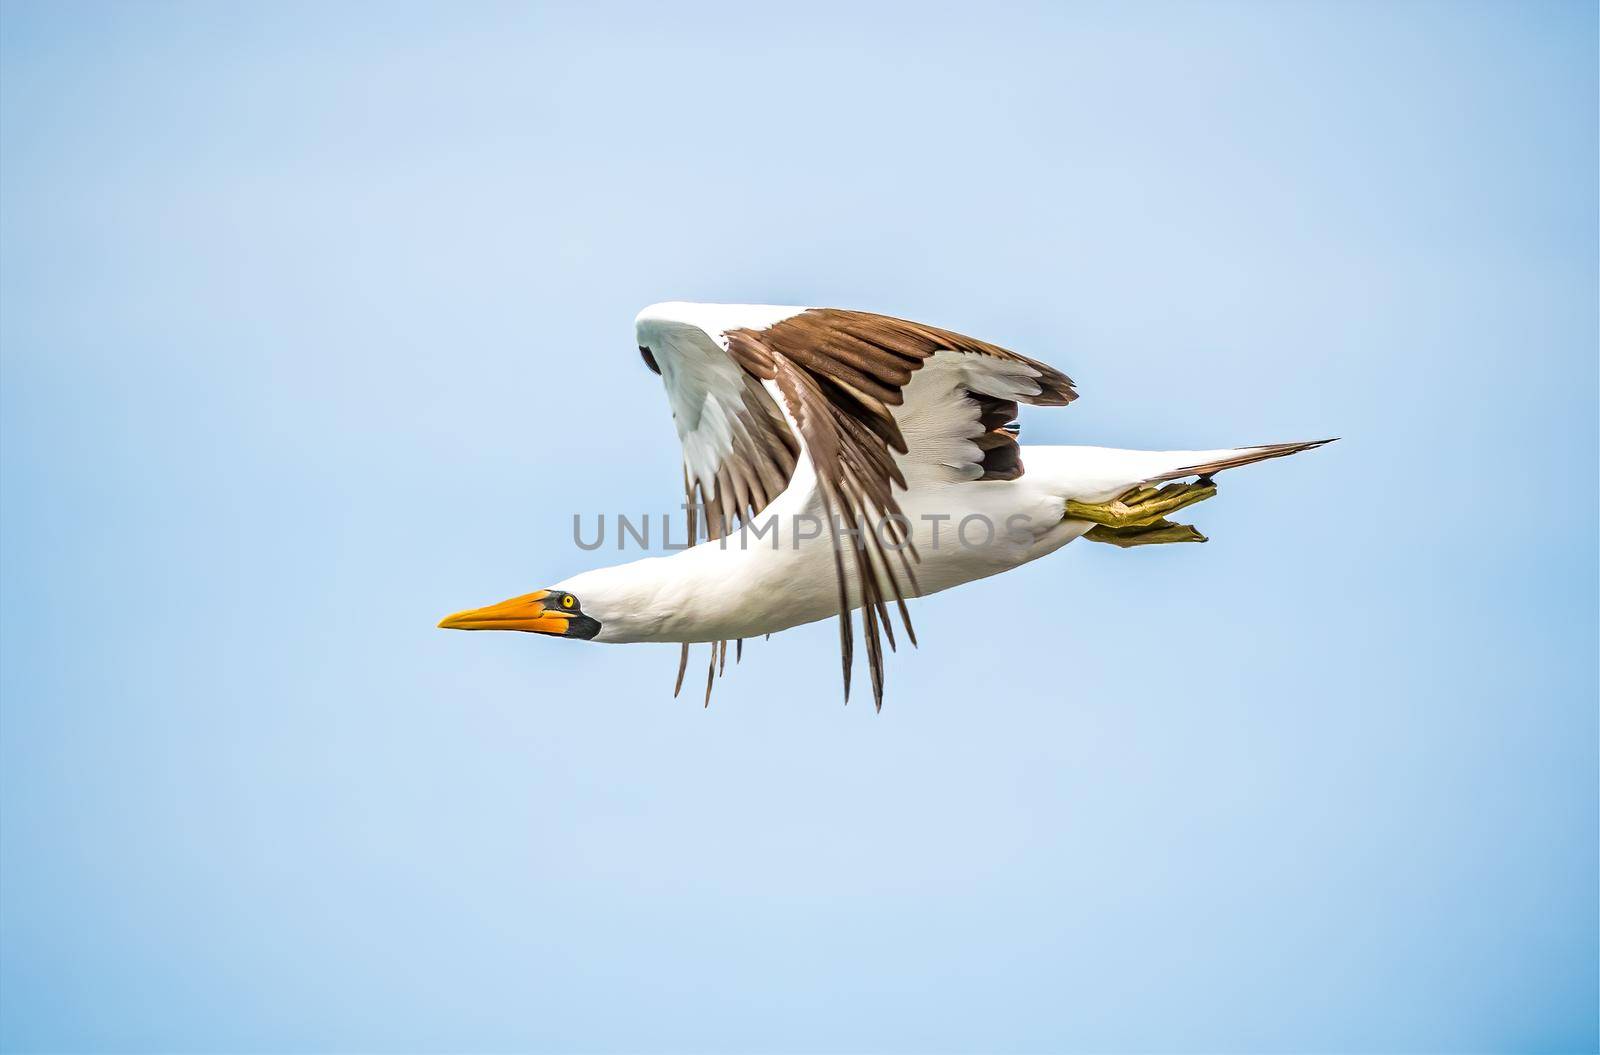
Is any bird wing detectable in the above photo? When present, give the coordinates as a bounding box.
[634,302,1077,708]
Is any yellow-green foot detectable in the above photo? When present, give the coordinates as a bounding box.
[1084,521,1208,548]
[1066,480,1217,529]
[1068,480,1217,547]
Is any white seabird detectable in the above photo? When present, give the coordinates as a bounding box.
[440,303,1332,708]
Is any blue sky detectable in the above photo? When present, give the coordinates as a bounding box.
[1,2,1595,1051]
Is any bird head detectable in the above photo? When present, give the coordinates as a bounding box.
[436,588,602,640]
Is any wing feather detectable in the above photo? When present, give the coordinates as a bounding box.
[635,303,1077,708]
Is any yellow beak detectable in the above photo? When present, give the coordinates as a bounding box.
[437,590,571,634]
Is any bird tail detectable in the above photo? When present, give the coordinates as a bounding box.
[1141,438,1337,483]
[1035,438,1336,503]
[1032,439,1336,548]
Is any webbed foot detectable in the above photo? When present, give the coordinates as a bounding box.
[1065,480,1218,530]
[1084,520,1208,548]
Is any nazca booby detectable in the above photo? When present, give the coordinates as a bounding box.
[440,303,1332,708]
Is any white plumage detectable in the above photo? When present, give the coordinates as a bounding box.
[441,302,1332,707]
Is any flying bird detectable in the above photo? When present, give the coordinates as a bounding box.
[440,303,1332,708]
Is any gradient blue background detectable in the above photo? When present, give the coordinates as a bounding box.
[2,2,1595,1052]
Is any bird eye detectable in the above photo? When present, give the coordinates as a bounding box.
[560,594,576,610]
